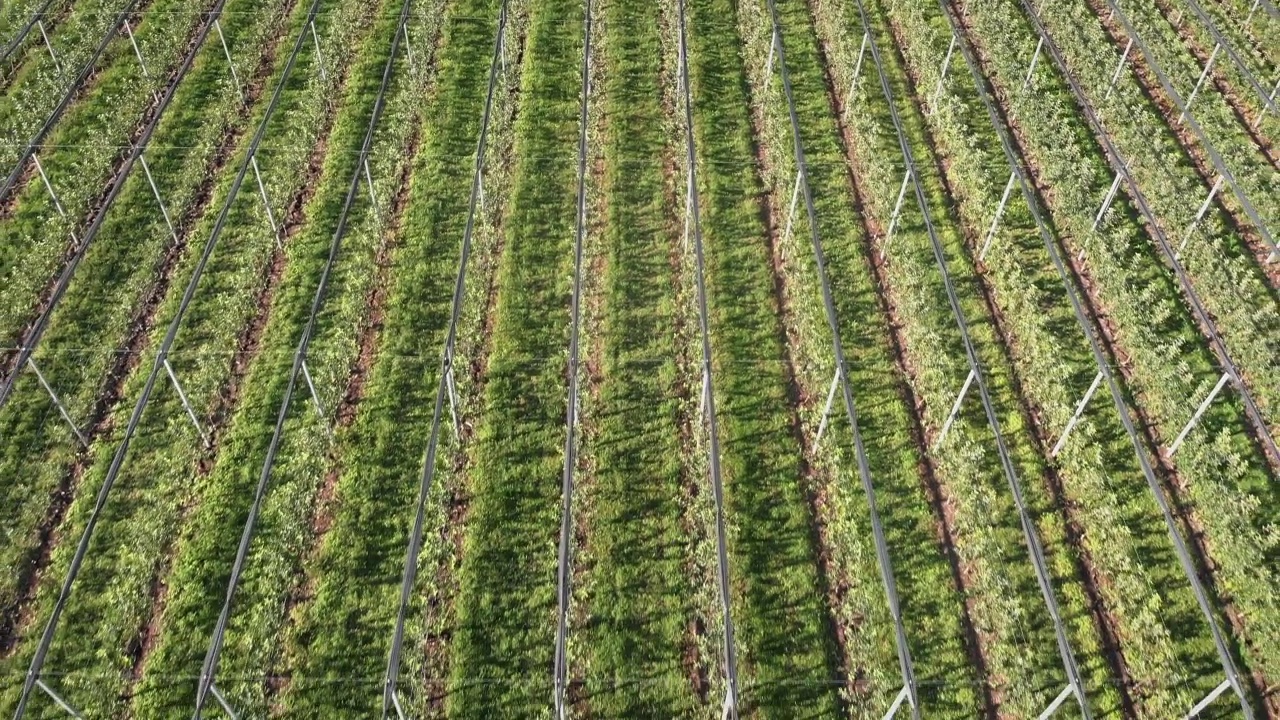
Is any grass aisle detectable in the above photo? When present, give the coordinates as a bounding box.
[574,0,698,715]
[684,1,843,715]
[443,0,581,712]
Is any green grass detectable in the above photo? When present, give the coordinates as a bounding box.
[572,0,698,715]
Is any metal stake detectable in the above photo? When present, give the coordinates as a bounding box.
[934,368,976,450]
[214,19,246,105]
[1038,683,1078,720]
[1180,43,1220,125]
[1092,170,1123,231]
[1176,175,1224,255]
[300,360,332,438]
[310,20,326,81]
[882,169,911,256]
[444,356,460,440]
[250,153,281,246]
[28,357,88,448]
[364,157,380,222]
[1253,76,1278,129]
[1185,678,1232,719]
[1021,36,1043,92]
[208,684,240,720]
[35,679,82,719]
[1105,38,1133,101]
[844,31,870,120]
[140,153,179,244]
[1168,371,1232,455]
[163,358,209,445]
[884,684,911,720]
[402,23,415,69]
[38,19,62,75]
[812,367,841,453]
[1051,371,1103,457]
[979,170,1017,260]
[764,26,778,80]
[33,152,67,218]
[122,19,159,103]
[930,34,957,112]
[682,165,693,250]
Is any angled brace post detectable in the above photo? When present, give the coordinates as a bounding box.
[365,156,381,222]
[721,686,738,720]
[929,33,957,112]
[682,165,693,250]
[214,18,246,105]
[697,364,710,423]
[35,678,83,718]
[1051,370,1104,457]
[163,357,209,446]
[1037,682,1079,719]
[781,169,801,246]
[883,683,912,719]
[309,20,327,81]
[1021,36,1043,92]
[811,366,841,453]
[881,169,911,256]
[386,685,408,720]
[934,368,976,450]
[207,684,241,720]
[1168,371,1232,455]
[1180,43,1220,125]
[764,26,778,81]
[33,152,67,219]
[979,170,1017,260]
[1091,170,1123,231]
[38,19,62,75]
[139,152,180,244]
[300,360,333,439]
[843,31,870,121]
[1184,678,1232,719]
[27,357,88,447]
[1104,38,1133,101]
[122,19,160,104]
[402,23,416,69]
[1246,0,1262,23]
[444,350,461,440]
[1176,175,1224,256]
[249,153,282,247]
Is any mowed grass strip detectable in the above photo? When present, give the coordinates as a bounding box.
[684,0,844,714]
[575,0,697,715]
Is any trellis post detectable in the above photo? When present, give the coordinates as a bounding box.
[979,170,1017,260]
[27,357,88,448]
[300,359,333,439]
[843,31,870,121]
[930,33,957,112]
[811,366,841,453]
[139,153,180,244]
[214,18,246,105]
[122,19,160,103]
[1168,371,1232,455]
[781,169,801,245]
[1021,36,1043,92]
[310,20,327,81]
[1176,175,1224,255]
[32,152,67,219]
[881,169,911,256]
[1179,43,1221,124]
[1051,370,1104,457]
[934,368,976,449]
[1105,38,1133,100]
[364,156,381,222]
[1092,170,1123,231]
[163,357,209,446]
[249,153,282,247]
[1254,76,1278,129]
[38,19,62,75]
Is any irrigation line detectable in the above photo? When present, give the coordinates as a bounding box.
[1099,0,1278,263]
[0,0,60,65]
[674,1,742,717]
[552,0,591,717]
[1019,0,1280,473]
[847,1,1094,715]
[1015,2,1263,714]
[0,0,144,204]
[191,0,412,715]
[937,0,1258,715]
[1178,0,1277,115]
[757,1,919,716]
[10,0,326,715]
[0,0,229,414]
[379,1,508,716]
